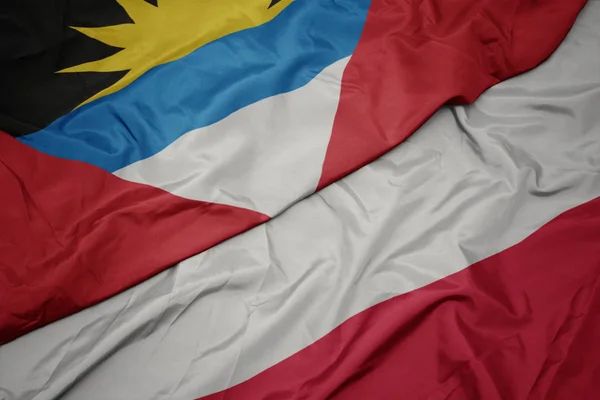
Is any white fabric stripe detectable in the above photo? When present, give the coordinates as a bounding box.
[1,3,599,400]
[114,57,349,217]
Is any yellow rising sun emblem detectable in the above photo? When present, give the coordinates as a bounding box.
[59,0,293,107]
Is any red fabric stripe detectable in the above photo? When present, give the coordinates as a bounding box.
[0,133,269,345]
[317,0,587,190]
[200,196,600,399]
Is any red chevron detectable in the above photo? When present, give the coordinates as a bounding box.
[0,133,269,345]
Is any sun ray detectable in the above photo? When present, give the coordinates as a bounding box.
[70,25,138,49]
[78,71,137,106]
[58,49,133,73]
[59,0,295,108]
[117,0,158,23]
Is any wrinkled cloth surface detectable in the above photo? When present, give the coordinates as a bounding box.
[1,2,599,399]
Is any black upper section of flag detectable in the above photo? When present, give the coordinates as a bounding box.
[0,0,281,137]
[0,0,147,137]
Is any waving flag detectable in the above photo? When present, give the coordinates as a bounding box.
[0,0,588,346]
[2,0,599,398]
